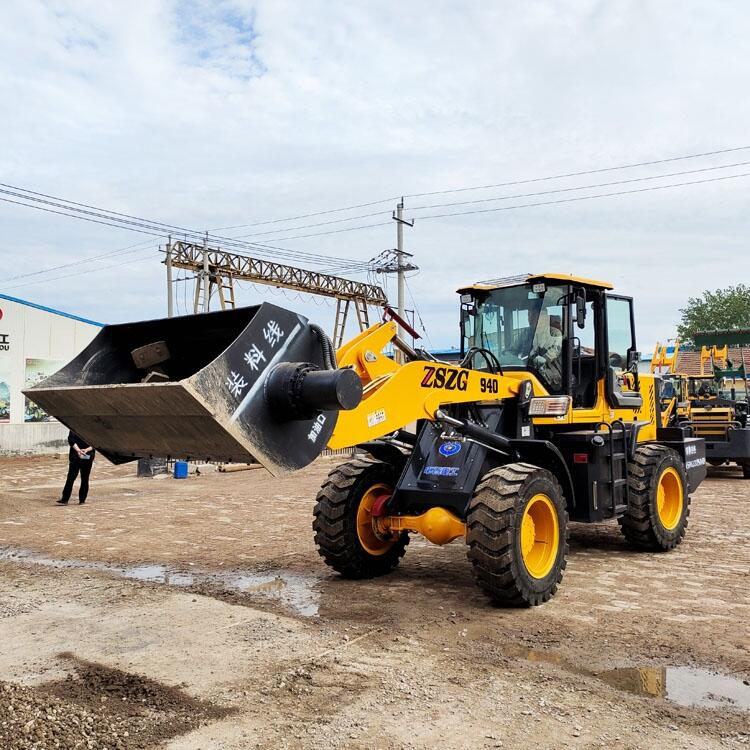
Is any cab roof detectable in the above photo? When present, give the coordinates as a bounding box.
[457,272,614,294]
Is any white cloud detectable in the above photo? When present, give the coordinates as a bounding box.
[0,0,748,350]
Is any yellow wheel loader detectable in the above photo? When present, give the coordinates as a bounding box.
[659,335,750,478]
[26,273,707,606]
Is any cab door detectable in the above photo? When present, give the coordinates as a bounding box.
[604,295,642,409]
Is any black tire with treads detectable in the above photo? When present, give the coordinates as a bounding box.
[313,458,408,579]
[618,444,690,550]
[466,462,568,607]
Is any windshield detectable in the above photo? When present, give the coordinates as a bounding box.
[661,379,676,399]
[688,378,717,398]
[464,283,567,392]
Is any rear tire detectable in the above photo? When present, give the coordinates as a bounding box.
[466,463,568,607]
[619,444,690,550]
[741,463,750,479]
[313,458,408,579]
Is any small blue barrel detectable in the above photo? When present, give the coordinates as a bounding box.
[173,461,189,479]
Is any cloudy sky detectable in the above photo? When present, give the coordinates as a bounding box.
[1,0,748,351]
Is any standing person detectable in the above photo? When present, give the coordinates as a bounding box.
[57,431,95,505]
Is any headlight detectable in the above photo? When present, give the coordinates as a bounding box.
[528,396,571,416]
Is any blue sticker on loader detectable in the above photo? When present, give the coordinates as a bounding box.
[438,441,462,457]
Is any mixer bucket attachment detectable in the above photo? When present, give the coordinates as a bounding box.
[24,303,361,475]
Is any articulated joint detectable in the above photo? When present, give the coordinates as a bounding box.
[376,507,466,546]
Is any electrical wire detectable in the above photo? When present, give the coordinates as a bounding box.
[211,195,400,231]
[4,144,749,287]
[5,239,156,283]
[232,208,392,239]
[0,187,372,269]
[407,159,750,213]
[208,143,750,232]
[249,220,393,243]
[232,169,750,243]
[410,171,750,222]
[405,277,433,348]
[225,157,750,239]
[402,144,750,199]
[3,247,159,290]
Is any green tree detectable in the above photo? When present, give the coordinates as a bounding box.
[677,284,750,347]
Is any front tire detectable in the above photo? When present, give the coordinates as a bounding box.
[466,463,568,607]
[313,458,409,579]
[619,445,690,550]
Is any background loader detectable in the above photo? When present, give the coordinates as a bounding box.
[26,272,707,606]
[658,333,750,478]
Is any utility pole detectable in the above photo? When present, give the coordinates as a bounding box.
[165,237,174,318]
[202,233,210,313]
[392,198,415,360]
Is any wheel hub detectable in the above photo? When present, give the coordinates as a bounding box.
[519,493,559,579]
[356,484,397,555]
[656,467,683,530]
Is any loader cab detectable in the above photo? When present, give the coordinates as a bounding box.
[459,273,642,411]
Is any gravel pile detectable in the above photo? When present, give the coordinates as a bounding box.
[0,658,231,749]
[0,680,128,750]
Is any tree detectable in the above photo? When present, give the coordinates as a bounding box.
[677,284,750,347]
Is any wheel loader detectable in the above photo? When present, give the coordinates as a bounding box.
[658,335,750,478]
[25,272,707,606]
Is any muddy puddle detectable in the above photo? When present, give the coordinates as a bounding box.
[505,646,750,711]
[0,547,320,617]
[600,665,750,711]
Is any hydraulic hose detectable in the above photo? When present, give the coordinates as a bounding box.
[310,324,337,370]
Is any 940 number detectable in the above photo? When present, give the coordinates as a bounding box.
[479,377,499,394]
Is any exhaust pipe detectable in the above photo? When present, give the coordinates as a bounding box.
[24,303,362,475]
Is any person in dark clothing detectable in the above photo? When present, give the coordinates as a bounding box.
[57,431,95,505]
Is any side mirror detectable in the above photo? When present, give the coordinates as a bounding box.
[461,302,477,321]
[575,295,586,329]
[460,294,477,315]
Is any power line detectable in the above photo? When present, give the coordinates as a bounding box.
[247,170,750,242]
[408,160,750,212]
[4,144,748,285]
[403,144,750,199]
[0,186,373,269]
[3,247,159,291]
[412,171,750,221]
[219,158,750,239]
[210,143,750,233]
[5,239,155,283]
[211,195,400,231]
[0,195,167,238]
[249,220,393,243]
[232,208,391,239]
[405,277,432,348]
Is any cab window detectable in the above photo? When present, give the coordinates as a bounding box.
[606,297,635,371]
[571,298,597,408]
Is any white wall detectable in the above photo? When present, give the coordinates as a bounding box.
[0,295,101,453]
[0,422,69,455]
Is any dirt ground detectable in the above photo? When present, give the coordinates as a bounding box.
[0,454,748,750]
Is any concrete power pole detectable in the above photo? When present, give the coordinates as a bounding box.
[392,198,415,359]
[202,233,210,313]
[165,237,174,318]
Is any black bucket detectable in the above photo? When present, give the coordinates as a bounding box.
[24,302,360,475]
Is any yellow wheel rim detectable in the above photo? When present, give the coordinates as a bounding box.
[356,483,396,556]
[520,493,559,579]
[656,466,683,530]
